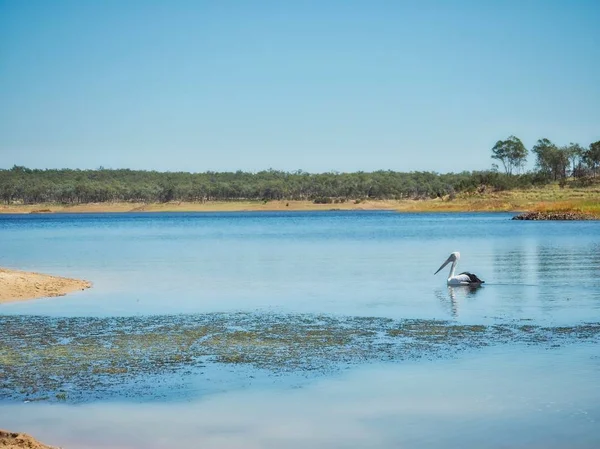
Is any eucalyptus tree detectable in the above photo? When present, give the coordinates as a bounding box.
[491,136,528,175]
[585,140,600,177]
[532,138,566,180]
[559,143,585,178]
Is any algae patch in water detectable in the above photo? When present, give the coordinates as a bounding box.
[1,313,599,402]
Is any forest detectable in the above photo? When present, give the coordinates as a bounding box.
[1,138,598,205]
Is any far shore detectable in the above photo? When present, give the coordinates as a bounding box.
[0,185,598,217]
[1,199,401,214]
[0,267,91,304]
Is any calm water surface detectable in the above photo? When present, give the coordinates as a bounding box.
[1,211,599,322]
[1,212,599,448]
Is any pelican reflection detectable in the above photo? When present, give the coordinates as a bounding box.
[448,284,482,300]
[436,284,483,317]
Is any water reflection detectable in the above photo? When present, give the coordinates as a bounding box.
[449,284,482,299]
[492,239,600,288]
[494,248,527,284]
[436,285,482,317]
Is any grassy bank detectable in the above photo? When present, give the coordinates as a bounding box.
[412,184,600,216]
[1,184,599,217]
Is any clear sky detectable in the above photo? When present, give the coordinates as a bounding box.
[1,0,599,173]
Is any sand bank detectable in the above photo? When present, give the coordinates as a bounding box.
[0,267,91,304]
[0,430,58,449]
[0,200,398,213]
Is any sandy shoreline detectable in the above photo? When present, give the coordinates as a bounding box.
[0,267,91,304]
[0,200,402,213]
[0,198,529,214]
[0,430,58,449]
[0,269,90,447]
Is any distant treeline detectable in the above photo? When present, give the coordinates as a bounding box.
[0,166,551,204]
[2,135,598,205]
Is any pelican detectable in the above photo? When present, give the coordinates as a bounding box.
[434,252,484,285]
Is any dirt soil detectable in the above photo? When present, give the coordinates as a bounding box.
[0,267,91,304]
[0,430,59,449]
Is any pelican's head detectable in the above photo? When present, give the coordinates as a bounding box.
[434,251,460,275]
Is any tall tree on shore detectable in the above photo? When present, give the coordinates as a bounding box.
[532,138,568,181]
[563,143,586,178]
[490,136,528,175]
[585,140,600,177]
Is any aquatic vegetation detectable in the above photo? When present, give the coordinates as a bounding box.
[1,313,599,402]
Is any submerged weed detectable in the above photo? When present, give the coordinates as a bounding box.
[0,313,598,402]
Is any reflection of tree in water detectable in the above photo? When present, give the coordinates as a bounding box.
[493,247,526,284]
[535,243,597,285]
[536,245,558,282]
[436,285,483,318]
[493,241,600,287]
[592,243,600,273]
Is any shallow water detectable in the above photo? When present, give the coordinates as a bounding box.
[1,211,600,447]
[2,344,599,449]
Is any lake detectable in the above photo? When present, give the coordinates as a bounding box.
[1,211,599,448]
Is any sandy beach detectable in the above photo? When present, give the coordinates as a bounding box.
[0,269,90,447]
[0,430,57,449]
[0,199,400,213]
[0,267,91,304]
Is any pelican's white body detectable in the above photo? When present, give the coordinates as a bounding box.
[447,273,476,286]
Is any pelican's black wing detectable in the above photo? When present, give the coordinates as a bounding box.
[458,272,485,284]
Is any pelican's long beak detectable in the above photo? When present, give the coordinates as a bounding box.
[434,256,453,275]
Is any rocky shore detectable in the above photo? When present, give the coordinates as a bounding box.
[512,211,594,221]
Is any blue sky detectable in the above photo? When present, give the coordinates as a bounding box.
[1,0,599,173]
